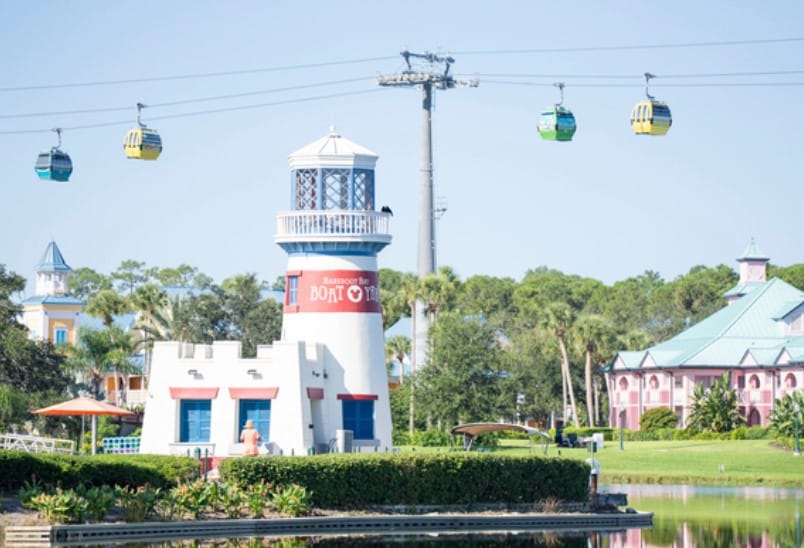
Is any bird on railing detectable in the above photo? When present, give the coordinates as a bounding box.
[381,206,393,216]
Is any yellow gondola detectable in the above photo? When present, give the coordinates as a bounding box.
[631,73,672,136]
[124,103,162,160]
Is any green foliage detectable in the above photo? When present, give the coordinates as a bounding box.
[75,484,116,522]
[29,488,89,524]
[244,479,274,517]
[114,484,162,522]
[218,453,590,507]
[272,483,312,517]
[0,384,28,430]
[217,481,246,518]
[170,478,218,518]
[640,407,679,431]
[411,427,452,447]
[0,451,198,491]
[417,313,508,426]
[687,373,744,433]
[769,391,804,442]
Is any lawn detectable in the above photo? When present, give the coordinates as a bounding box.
[495,438,804,488]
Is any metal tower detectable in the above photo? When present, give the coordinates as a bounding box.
[378,51,477,368]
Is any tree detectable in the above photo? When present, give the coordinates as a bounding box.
[541,302,579,427]
[769,391,804,439]
[85,289,132,328]
[420,266,460,324]
[0,265,70,396]
[385,335,410,384]
[67,267,111,301]
[455,275,517,329]
[111,260,152,296]
[67,326,137,400]
[131,283,169,386]
[573,314,614,426]
[687,373,744,433]
[417,312,506,427]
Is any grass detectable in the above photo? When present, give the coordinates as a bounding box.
[489,438,804,488]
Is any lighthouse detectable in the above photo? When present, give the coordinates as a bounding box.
[274,127,393,450]
[140,128,394,457]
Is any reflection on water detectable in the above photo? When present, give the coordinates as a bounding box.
[601,484,804,548]
[106,531,591,547]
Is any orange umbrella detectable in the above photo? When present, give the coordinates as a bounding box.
[34,397,134,454]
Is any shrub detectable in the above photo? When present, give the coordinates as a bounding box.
[29,488,88,524]
[411,427,451,447]
[272,483,312,517]
[115,485,161,522]
[640,407,678,431]
[218,452,590,508]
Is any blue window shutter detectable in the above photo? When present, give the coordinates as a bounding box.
[238,399,271,441]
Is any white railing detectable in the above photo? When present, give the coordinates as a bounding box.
[0,433,75,454]
[275,210,390,239]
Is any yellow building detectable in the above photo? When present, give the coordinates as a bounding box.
[20,241,84,346]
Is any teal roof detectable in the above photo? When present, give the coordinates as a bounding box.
[723,281,763,298]
[737,237,769,261]
[22,294,84,306]
[611,277,804,370]
[36,241,71,272]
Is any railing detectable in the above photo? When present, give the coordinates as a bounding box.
[0,433,75,454]
[101,436,140,454]
[275,210,390,239]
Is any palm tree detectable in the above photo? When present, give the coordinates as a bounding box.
[67,326,137,401]
[542,302,579,427]
[85,289,131,328]
[385,335,411,385]
[573,314,613,426]
[130,283,169,388]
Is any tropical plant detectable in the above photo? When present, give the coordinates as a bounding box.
[769,390,804,440]
[541,302,579,427]
[687,373,744,433]
[271,483,312,517]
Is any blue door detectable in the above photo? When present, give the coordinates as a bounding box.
[342,400,374,440]
[179,400,211,442]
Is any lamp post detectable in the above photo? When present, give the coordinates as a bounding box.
[619,406,624,451]
[794,403,800,457]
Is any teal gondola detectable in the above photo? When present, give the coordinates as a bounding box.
[35,128,73,182]
[537,83,577,142]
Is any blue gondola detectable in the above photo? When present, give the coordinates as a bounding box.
[537,83,577,141]
[34,128,73,182]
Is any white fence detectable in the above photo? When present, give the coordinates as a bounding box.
[0,433,75,454]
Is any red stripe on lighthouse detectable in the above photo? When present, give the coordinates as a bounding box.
[284,270,381,313]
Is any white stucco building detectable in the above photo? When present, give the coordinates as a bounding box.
[140,128,394,458]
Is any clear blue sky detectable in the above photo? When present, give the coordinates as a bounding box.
[2,2,802,297]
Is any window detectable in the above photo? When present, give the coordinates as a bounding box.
[239,399,271,441]
[353,170,374,210]
[54,328,68,346]
[287,275,299,306]
[674,376,683,389]
[323,168,350,210]
[342,400,374,440]
[179,400,211,442]
[295,169,318,210]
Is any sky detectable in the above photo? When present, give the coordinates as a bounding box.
[2,2,802,298]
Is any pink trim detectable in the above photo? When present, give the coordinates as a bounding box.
[169,387,219,399]
[337,393,378,401]
[307,387,324,400]
[228,387,279,399]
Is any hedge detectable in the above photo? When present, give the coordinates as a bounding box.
[218,452,590,508]
[0,451,199,491]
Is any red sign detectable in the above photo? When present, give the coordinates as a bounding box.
[285,270,381,313]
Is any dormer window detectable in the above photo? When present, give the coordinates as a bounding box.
[787,310,804,335]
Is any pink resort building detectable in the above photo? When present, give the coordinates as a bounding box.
[606,239,804,430]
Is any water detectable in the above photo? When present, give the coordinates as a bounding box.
[53,486,804,547]
[601,484,804,547]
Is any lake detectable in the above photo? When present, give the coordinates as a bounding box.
[601,484,804,547]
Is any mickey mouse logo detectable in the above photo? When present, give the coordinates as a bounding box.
[347,285,363,303]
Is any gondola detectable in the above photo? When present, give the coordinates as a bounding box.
[124,103,162,160]
[34,128,72,182]
[631,73,672,136]
[537,83,577,141]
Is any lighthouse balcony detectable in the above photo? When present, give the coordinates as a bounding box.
[274,210,391,251]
